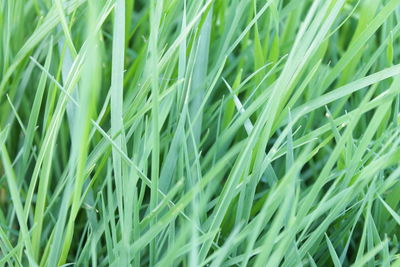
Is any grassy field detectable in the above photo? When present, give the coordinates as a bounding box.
[1,0,400,266]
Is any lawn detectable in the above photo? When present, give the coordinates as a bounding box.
[1,0,400,266]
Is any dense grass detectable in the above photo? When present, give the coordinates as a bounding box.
[1,0,400,266]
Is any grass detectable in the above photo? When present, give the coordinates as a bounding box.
[1,0,400,266]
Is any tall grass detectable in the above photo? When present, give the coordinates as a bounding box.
[1,0,400,266]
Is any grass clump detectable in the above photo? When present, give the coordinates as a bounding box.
[1,0,400,266]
